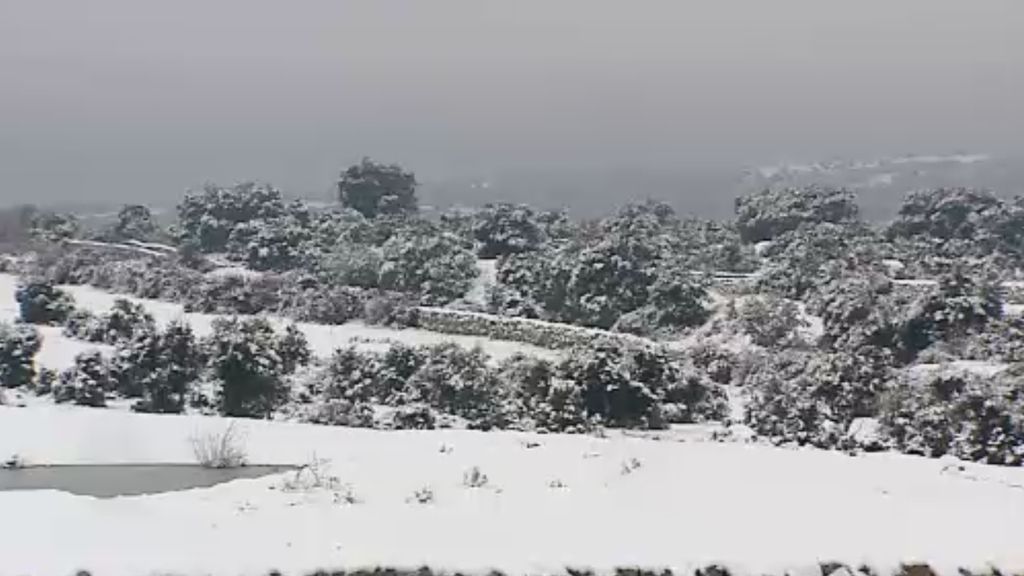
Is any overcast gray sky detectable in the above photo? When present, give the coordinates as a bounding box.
[2,0,1023,212]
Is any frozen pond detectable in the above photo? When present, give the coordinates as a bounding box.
[0,464,289,498]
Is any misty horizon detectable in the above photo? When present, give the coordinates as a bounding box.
[3,1,1023,217]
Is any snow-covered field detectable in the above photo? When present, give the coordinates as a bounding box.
[1,404,1023,576]
[0,273,558,367]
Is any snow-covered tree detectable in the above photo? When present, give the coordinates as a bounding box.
[407,343,508,429]
[734,185,860,243]
[898,266,1003,357]
[277,324,311,375]
[206,317,289,418]
[471,203,544,258]
[379,223,478,305]
[55,350,110,407]
[737,294,809,348]
[744,348,893,448]
[337,158,418,218]
[109,319,203,413]
[558,342,726,429]
[176,182,287,252]
[880,369,1024,466]
[30,211,79,242]
[15,281,75,325]
[112,204,157,242]
[0,322,41,388]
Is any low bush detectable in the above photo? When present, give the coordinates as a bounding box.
[205,317,291,418]
[743,349,894,448]
[16,280,75,325]
[54,350,110,407]
[737,295,809,348]
[0,322,41,388]
[879,369,1024,466]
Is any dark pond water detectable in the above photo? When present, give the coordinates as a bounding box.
[0,464,291,498]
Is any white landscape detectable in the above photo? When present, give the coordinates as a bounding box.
[1,269,1024,576]
[2,405,1024,576]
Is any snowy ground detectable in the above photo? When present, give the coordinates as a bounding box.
[0,273,558,367]
[1,405,1023,576]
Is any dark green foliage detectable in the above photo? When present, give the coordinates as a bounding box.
[880,369,1024,465]
[55,350,110,407]
[337,158,418,218]
[0,322,41,388]
[558,342,726,429]
[206,317,289,418]
[898,267,1003,358]
[278,324,311,375]
[123,321,203,413]
[16,281,75,325]
[379,223,478,305]
[472,203,544,258]
[734,185,860,243]
[30,211,80,242]
[113,204,157,242]
[176,182,287,252]
[737,295,808,348]
[744,349,894,447]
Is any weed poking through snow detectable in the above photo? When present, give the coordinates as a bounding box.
[462,466,489,488]
[189,422,247,468]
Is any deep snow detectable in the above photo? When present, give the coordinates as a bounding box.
[1,405,1024,576]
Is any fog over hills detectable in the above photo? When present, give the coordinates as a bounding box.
[2,1,1023,218]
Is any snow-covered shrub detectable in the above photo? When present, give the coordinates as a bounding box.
[743,349,894,448]
[417,306,644,350]
[756,223,879,300]
[337,158,418,219]
[277,324,311,375]
[471,202,544,258]
[557,342,726,429]
[120,320,203,413]
[880,369,1024,466]
[279,279,367,325]
[363,293,421,327]
[318,241,383,288]
[384,403,438,430]
[0,322,41,388]
[734,185,860,243]
[308,399,375,428]
[229,213,312,272]
[687,343,739,385]
[190,423,247,468]
[186,274,283,315]
[206,317,289,418]
[887,188,1024,263]
[407,343,509,429]
[16,280,75,325]
[898,267,1003,358]
[614,267,711,337]
[115,204,158,241]
[487,250,551,319]
[30,210,79,242]
[176,182,287,253]
[378,224,478,305]
[54,350,110,407]
[736,295,808,348]
[35,367,57,394]
[815,272,901,355]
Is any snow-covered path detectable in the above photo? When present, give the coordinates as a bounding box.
[1,405,1023,576]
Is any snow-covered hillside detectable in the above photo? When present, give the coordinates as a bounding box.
[1,404,1023,576]
[0,273,558,367]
